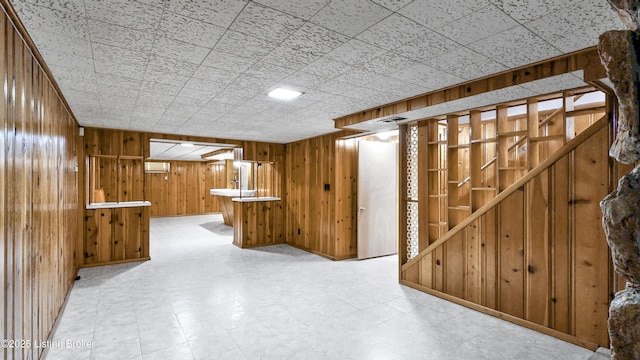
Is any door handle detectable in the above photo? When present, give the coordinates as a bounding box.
[359,207,366,212]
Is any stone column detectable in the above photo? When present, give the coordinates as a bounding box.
[600,1,640,359]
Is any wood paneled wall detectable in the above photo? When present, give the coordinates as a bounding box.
[1,3,80,359]
[401,117,633,349]
[285,132,358,260]
[145,161,226,217]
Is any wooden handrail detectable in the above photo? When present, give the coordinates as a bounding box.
[402,115,609,271]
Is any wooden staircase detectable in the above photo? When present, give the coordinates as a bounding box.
[400,113,633,350]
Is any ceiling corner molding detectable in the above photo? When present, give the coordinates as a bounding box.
[333,47,603,130]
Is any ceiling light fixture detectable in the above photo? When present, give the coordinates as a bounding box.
[180,143,194,147]
[268,88,302,100]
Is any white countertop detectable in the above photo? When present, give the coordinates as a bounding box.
[86,201,151,209]
[232,197,281,202]
[210,189,256,197]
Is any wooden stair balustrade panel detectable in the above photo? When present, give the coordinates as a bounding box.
[400,115,631,350]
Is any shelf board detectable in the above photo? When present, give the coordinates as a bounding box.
[448,144,470,149]
[529,134,564,142]
[428,222,448,227]
[427,141,447,145]
[498,130,527,137]
[472,187,498,191]
[448,206,471,211]
[470,138,497,144]
[427,168,447,172]
[499,167,528,170]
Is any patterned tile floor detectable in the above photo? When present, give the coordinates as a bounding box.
[44,214,596,359]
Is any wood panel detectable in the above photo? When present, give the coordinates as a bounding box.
[285,131,357,260]
[1,2,80,359]
[233,200,285,248]
[401,118,622,350]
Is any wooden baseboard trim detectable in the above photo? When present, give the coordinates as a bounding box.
[233,241,286,249]
[80,257,151,268]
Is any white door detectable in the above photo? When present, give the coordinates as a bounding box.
[357,141,398,259]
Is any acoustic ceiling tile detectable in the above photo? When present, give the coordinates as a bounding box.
[325,39,388,66]
[10,0,86,16]
[316,80,359,95]
[164,0,246,28]
[94,60,147,81]
[146,55,199,78]
[140,80,184,96]
[13,2,88,39]
[253,0,330,20]
[88,20,155,53]
[262,45,323,71]
[393,30,459,63]
[356,13,428,50]
[468,26,562,68]
[177,87,220,101]
[214,30,278,60]
[280,71,328,90]
[230,2,305,43]
[172,96,211,109]
[370,0,414,12]
[201,51,257,73]
[85,0,163,32]
[438,4,519,46]
[157,11,226,48]
[333,67,383,87]
[282,22,350,55]
[300,57,354,78]
[310,0,392,37]
[525,1,624,53]
[425,47,507,81]
[135,92,176,108]
[95,73,142,92]
[151,36,211,65]
[361,52,418,76]
[165,0,247,28]
[40,49,93,72]
[398,0,491,29]
[92,43,149,67]
[192,65,240,82]
[143,71,190,88]
[489,0,583,23]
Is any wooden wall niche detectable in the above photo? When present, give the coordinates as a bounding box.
[1,3,80,359]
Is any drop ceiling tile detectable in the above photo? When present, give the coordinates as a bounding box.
[489,0,583,23]
[310,0,391,37]
[62,89,100,105]
[163,104,199,119]
[99,92,138,107]
[325,39,387,66]
[525,1,625,53]
[157,11,226,48]
[163,0,247,28]
[230,2,305,43]
[391,66,465,91]
[146,54,199,78]
[398,0,491,29]
[92,43,149,67]
[361,52,417,76]
[88,20,155,53]
[468,26,562,68]
[214,30,278,60]
[246,62,296,82]
[356,13,428,50]
[96,73,142,91]
[28,31,92,57]
[341,86,390,101]
[132,106,167,120]
[279,71,327,90]
[94,59,146,80]
[85,0,163,32]
[151,36,211,65]
[183,77,230,94]
[253,0,329,20]
[198,100,238,115]
[333,67,383,87]
[370,0,414,11]
[317,80,359,95]
[438,5,519,45]
[425,47,508,81]
[177,87,220,101]
[143,70,190,88]
[283,22,350,54]
[301,57,353,78]
[364,75,429,95]
[262,45,323,70]
[298,90,334,102]
[135,92,175,108]
[519,72,587,95]
[192,65,241,82]
[187,113,221,125]
[38,48,93,72]
[201,51,258,73]
[52,68,98,92]
[391,30,459,63]
[140,80,184,96]
[14,2,88,39]
[13,0,86,16]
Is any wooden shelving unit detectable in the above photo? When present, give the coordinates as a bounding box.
[447,114,471,228]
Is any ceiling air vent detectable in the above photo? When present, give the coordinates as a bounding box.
[378,116,407,123]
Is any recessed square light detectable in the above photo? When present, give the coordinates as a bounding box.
[268,88,302,100]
